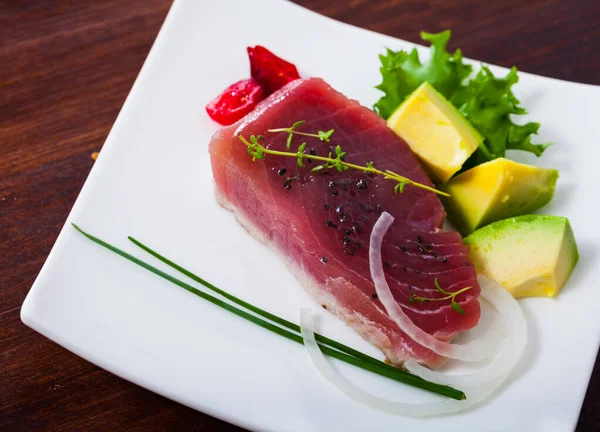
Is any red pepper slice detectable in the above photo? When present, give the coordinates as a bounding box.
[205,78,265,126]
[247,46,300,95]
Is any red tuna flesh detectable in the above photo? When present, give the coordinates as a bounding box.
[209,78,481,368]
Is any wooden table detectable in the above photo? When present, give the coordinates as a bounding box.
[1,0,598,430]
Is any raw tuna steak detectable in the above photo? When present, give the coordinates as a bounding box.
[209,78,480,368]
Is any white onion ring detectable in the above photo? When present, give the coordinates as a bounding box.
[301,309,499,416]
[300,308,448,416]
[300,288,527,417]
[405,274,527,387]
[369,212,498,362]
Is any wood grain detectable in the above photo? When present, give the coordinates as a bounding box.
[1,0,598,430]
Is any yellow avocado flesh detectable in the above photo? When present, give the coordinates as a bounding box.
[464,215,578,298]
[441,158,559,235]
[386,82,482,183]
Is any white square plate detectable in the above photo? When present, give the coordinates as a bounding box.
[21,0,600,430]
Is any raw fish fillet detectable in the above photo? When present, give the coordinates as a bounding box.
[209,78,480,368]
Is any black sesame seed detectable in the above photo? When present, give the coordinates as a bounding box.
[324,203,330,210]
[309,149,316,156]
[357,179,368,190]
[417,235,423,244]
[321,256,328,263]
[371,293,378,299]
[417,244,426,254]
[400,245,407,252]
[402,266,407,272]
[375,204,382,213]
[345,229,352,235]
[277,168,287,176]
[326,219,337,228]
[258,135,266,142]
[384,261,392,267]
[352,222,362,234]
[335,205,344,214]
[331,190,339,196]
[283,180,292,190]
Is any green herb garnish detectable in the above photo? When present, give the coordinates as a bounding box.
[268,120,334,149]
[374,30,550,168]
[71,223,466,401]
[408,278,472,315]
[239,129,449,197]
[127,235,382,368]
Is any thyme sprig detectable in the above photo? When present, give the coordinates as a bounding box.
[268,120,335,149]
[408,278,473,315]
[238,131,450,197]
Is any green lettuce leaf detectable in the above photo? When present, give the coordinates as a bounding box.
[374,30,550,168]
[374,30,471,119]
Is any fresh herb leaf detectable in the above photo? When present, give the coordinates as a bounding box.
[451,302,465,315]
[394,181,407,194]
[291,120,306,129]
[318,129,334,142]
[297,142,306,167]
[374,30,549,167]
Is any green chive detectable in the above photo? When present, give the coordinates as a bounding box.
[127,236,385,368]
[72,224,465,401]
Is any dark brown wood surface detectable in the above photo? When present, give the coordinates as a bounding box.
[1,0,598,430]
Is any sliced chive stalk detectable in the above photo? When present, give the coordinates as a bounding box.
[128,236,392,370]
[71,224,465,401]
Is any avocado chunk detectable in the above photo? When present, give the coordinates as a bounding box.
[386,82,482,183]
[464,215,578,298]
[441,158,558,235]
